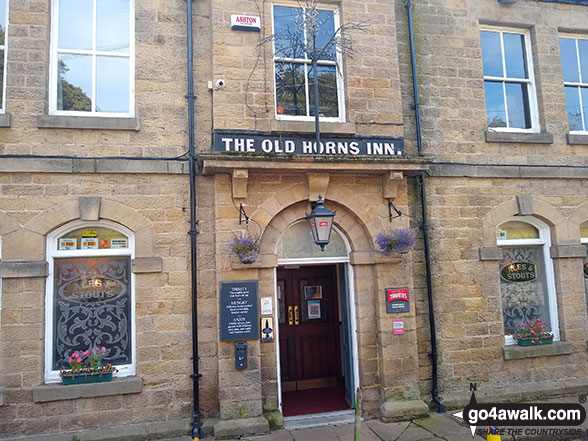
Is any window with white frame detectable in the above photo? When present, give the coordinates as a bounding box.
[581,222,588,313]
[480,27,539,132]
[49,0,134,116]
[496,218,559,345]
[559,35,588,132]
[45,220,135,382]
[272,5,344,121]
[0,0,9,113]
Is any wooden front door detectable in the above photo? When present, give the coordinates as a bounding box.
[278,265,341,392]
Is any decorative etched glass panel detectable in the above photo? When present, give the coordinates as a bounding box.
[500,246,550,336]
[53,256,131,369]
[278,221,346,259]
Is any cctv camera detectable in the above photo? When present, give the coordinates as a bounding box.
[215,79,226,89]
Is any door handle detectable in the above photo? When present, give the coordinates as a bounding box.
[288,306,293,325]
[294,305,300,325]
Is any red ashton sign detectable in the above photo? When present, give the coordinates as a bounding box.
[387,288,408,303]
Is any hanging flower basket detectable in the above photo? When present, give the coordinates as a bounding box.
[375,229,415,256]
[237,250,259,264]
[229,233,260,265]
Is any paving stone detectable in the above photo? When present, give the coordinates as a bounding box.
[243,429,295,441]
[330,421,382,441]
[365,420,411,440]
[394,424,438,441]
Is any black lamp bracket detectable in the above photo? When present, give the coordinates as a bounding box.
[239,203,249,225]
[388,200,402,222]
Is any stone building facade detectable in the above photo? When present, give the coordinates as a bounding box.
[0,0,587,440]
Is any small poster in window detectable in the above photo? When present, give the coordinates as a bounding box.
[111,238,128,249]
[81,237,99,249]
[496,229,507,240]
[99,239,109,249]
[308,300,321,319]
[58,238,77,250]
[82,230,97,237]
[304,286,322,299]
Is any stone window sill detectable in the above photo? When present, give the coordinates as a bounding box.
[32,376,142,403]
[37,115,141,131]
[485,131,553,144]
[0,113,11,128]
[502,341,573,360]
[567,133,588,145]
[271,119,356,135]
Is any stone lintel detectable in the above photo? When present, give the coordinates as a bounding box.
[382,171,404,200]
[306,173,330,201]
[0,261,48,278]
[232,169,249,199]
[214,416,270,439]
[502,341,573,360]
[485,131,554,144]
[132,257,163,273]
[516,195,533,216]
[379,399,429,422]
[550,245,587,259]
[32,376,142,403]
[37,115,141,131]
[0,113,12,128]
[479,247,503,261]
[79,196,101,221]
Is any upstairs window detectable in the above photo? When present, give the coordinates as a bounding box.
[559,36,588,132]
[45,221,135,382]
[481,27,539,132]
[272,5,344,122]
[49,0,134,116]
[497,219,559,345]
[0,0,8,113]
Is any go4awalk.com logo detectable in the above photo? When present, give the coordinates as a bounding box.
[452,384,587,438]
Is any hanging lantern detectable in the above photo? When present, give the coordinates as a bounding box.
[306,195,336,251]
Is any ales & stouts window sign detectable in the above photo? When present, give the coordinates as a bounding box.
[500,262,537,283]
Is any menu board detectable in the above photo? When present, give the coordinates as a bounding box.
[220,280,259,341]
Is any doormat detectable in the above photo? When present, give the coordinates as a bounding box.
[282,385,350,417]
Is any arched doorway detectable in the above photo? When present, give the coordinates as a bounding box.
[274,221,358,418]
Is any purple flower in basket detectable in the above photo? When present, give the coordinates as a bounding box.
[375,229,415,255]
[229,233,260,256]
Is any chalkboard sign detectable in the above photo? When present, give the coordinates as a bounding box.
[220,280,259,341]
